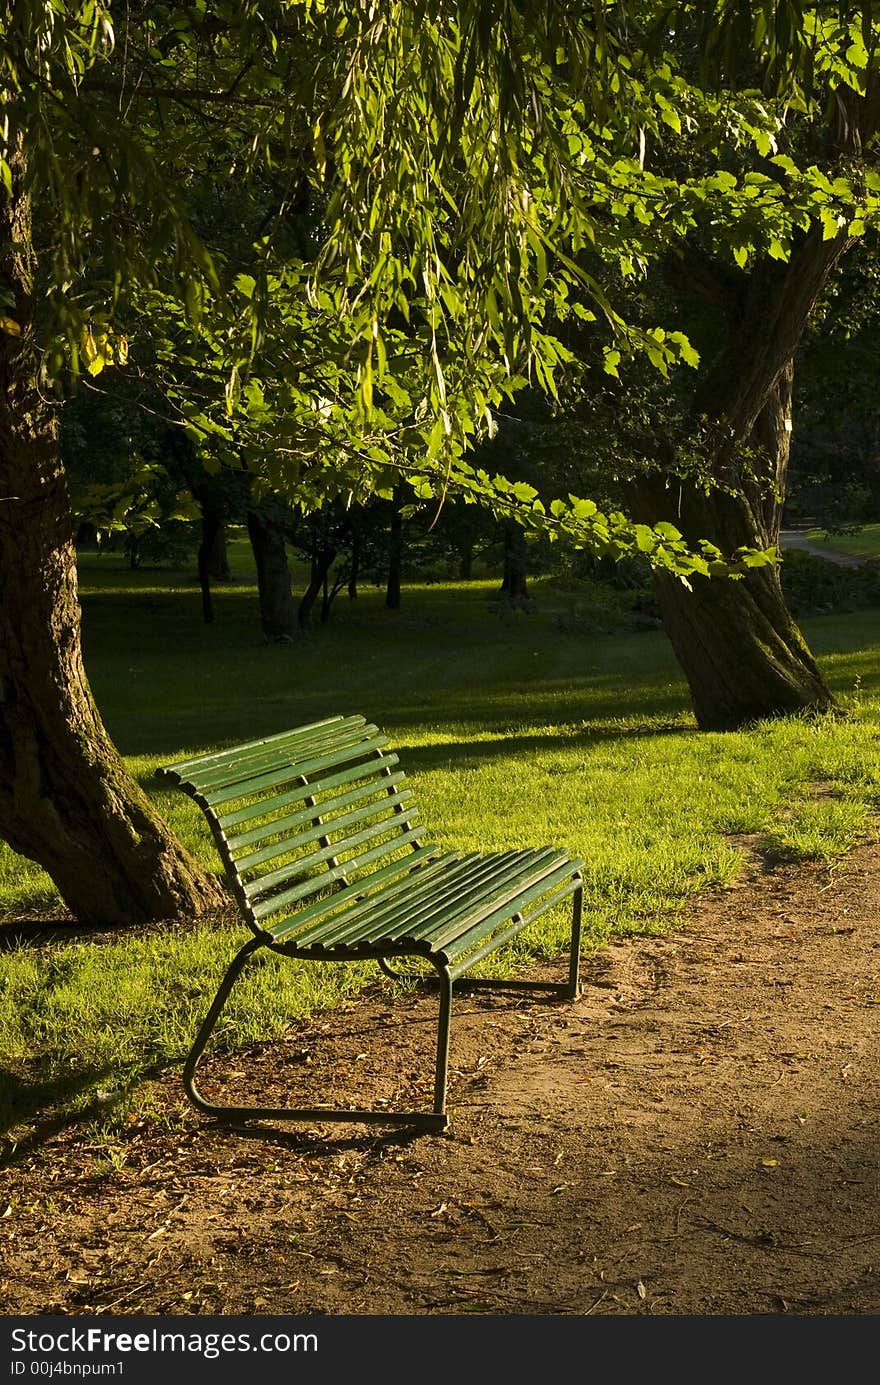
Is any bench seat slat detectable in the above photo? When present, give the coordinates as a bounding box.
[438,858,581,960]
[290,851,517,950]
[422,850,571,950]
[337,849,563,952]
[311,852,537,950]
[300,853,577,960]
[280,850,469,945]
[447,875,583,978]
[267,845,451,942]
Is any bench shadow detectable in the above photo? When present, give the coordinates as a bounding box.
[0,1062,124,1167]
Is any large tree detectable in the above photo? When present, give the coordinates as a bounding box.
[1,0,877,922]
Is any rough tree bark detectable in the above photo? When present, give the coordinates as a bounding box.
[636,230,853,729]
[636,83,880,731]
[0,155,226,923]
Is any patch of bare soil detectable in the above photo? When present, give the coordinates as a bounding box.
[2,839,880,1317]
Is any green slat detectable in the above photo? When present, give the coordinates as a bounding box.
[269,846,450,943]
[251,825,427,919]
[225,769,406,852]
[378,856,554,948]
[218,755,399,832]
[303,851,532,954]
[424,847,573,958]
[237,787,415,874]
[184,720,376,793]
[331,849,556,955]
[244,806,418,898]
[191,722,380,794]
[314,852,533,951]
[158,716,353,779]
[296,852,513,950]
[439,860,581,961]
[401,848,563,947]
[203,736,390,807]
[290,853,491,948]
[447,876,583,976]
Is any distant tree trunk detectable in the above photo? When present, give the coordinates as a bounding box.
[298,543,338,629]
[348,522,360,599]
[196,498,231,624]
[638,233,849,730]
[165,430,230,622]
[0,150,226,924]
[204,511,230,582]
[385,487,403,609]
[247,509,296,640]
[500,522,528,599]
[458,540,474,580]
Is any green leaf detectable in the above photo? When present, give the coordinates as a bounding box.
[603,349,621,377]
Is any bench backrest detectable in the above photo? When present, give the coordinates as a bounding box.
[156,716,427,932]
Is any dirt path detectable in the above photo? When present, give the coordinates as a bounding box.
[2,837,879,1316]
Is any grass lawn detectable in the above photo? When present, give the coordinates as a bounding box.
[2,545,880,1141]
[805,522,880,560]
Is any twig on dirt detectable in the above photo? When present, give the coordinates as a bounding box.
[144,1196,188,1241]
[584,1288,609,1314]
[94,1283,148,1311]
[696,1217,829,1259]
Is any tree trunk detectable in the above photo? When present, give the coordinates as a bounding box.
[298,543,337,628]
[642,370,833,729]
[500,522,528,599]
[0,155,226,924]
[385,487,403,610]
[637,230,854,729]
[348,523,360,599]
[204,511,230,582]
[196,499,229,625]
[246,509,296,640]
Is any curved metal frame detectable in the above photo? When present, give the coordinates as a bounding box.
[181,879,583,1133]
[183,937,452,1132]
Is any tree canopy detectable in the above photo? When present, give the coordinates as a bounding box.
[8,1,879,582]
[4,0,880,918]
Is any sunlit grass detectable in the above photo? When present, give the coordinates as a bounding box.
[805,523,880,560]
[1,549,879,1139]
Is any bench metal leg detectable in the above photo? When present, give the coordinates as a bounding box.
[182,939,450,1132]
[568,875,584,999]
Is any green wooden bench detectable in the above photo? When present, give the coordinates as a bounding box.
[157,714,585,1132]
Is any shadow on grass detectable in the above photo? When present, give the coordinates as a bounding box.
[132,717,698,804]
[387,720,697,777]
[0,1060,134,1166]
